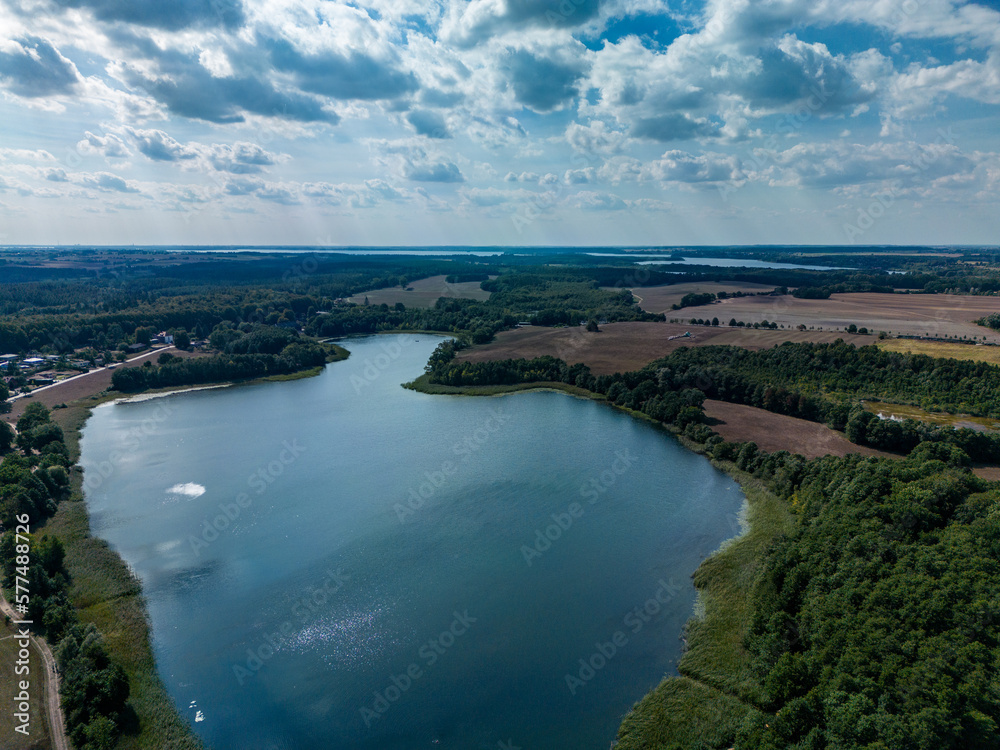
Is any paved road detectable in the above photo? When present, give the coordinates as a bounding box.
[7,345,177,404]
[2,345,210,426]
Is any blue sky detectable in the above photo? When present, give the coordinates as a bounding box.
[0,0,998,246]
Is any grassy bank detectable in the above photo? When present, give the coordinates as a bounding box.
[30,347,352,749]
[616,464,794,749]
[44,347,779,750]
[409,371,793,748]
[50,402,205,750]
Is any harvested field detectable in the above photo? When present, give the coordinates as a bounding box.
[616,282,778,315]
[707,328,875,348]
[456,323,876,376]
[455,322,732,375]
[347,274,493,308]
[703,400,894,460]
[877,338,1000,365]
[2,347,209,426]
[702,292,1000,343]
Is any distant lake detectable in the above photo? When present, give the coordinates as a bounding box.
[37,246,850,269]
[586,253,848,271]
[79,335,745,749]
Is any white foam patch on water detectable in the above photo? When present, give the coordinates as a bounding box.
[167,482,206,498]
[154,539,183,555]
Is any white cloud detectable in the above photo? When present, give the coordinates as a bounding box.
[0,0,997,243]
[77,131,132,161]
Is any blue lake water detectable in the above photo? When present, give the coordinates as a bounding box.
[586,254,847,270]
[79,335,745,749]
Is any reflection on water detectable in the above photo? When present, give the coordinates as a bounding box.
[80,334,745,750]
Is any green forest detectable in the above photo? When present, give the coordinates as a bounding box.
[0,403,131,750]
[4,247,1000,749]
[424,342,1000,749]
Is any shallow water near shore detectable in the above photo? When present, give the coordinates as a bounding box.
[79,334,745,749]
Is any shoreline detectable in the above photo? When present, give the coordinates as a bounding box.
[407,373,783,747]
[52,341,765,750]
[48,399,208,750]
[21,348,350,750]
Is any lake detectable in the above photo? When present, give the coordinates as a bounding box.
[79,335,745,749]
[586,254,847,270]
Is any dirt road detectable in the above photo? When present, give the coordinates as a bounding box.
[0,592,69,750]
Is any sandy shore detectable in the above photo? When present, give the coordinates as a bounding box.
[2,347,209,425]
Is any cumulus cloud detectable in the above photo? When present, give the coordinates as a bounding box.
[49,0,245,30]
[224,177,262,196]
[118,62,336,124]
[208,142,280,173]
[257,183,300,205]
[405,161,465,182]
[79,171,140,193]
[564,167,596,184]
[886,54,1000,117]
[129,128,198,162]
[631,114,721,142]
[504,47,588,111]
[647,150,746,184]
[442,0,607,47]
[0,0,996,239]
[127,128,283,174]
[371,140,466,183]
[752,139,977,191]
[107,31,338,125]
[460,185,538,209]
[0,148,55,162]
[0,35,80,97]
[406,109,451,138]
[565,121,627,154]
[572,190,627,210]
[505,171,540,183]
[78,131,131,161]
[304,178,409,208]
[264,36,418,102]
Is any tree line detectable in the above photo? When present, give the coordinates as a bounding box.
[712,440,1000,748]
[0,403,132,750]
[427,344,1000,748]
[111,326,332,392]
